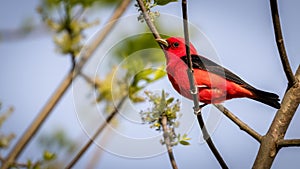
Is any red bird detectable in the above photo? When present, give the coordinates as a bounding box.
[157,37,280,109]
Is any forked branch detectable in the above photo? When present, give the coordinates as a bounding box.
[253,66,300,169]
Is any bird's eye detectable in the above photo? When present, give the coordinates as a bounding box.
[172,42,179,48]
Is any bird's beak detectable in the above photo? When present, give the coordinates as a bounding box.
[156,38,169,48]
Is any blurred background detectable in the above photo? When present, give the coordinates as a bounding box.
[0,0,299,168]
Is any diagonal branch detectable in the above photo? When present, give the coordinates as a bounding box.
[214,104,262,142]
[181,1,228,168]
[65,95,127,169]
[136,0,161,40]
[79,72,101,88]
[136,0,167,52]
[196,114,229,169]
[1,1,131,168]
[270,0,295,88]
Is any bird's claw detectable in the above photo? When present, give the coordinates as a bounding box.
[156,38,169,47]
[194,103,207,115]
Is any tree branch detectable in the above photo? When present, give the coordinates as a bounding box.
[65,96,127,169]
[270,0,295,88]
[0,156,28,168]
[252,66,300,169]
[161,116,179,169]
[1,1,131,168]
[136,0,167,52]
[79,72,101,88]
[181,1,228,168]
[136,0,161,40]
[213,104,262,142]
[278,139,300,148]
[181,0,201,114]
[196,114,229,169]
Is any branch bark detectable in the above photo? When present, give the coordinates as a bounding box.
[270,0,295,88]
[278,139,300,148]
[136,0,167,52]
[214,104,262,142]
[196,114,229,169]
[161,116,179,169]
[1,1,131,168]
[136,0,161,40]
[252,66,300,169]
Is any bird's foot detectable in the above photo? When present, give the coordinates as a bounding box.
[194,103,207,115]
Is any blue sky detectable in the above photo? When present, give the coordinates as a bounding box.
[0,0,299,168]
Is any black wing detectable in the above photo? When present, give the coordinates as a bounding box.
[181,55,255,90]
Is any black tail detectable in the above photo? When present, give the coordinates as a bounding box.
[251,89,281,109]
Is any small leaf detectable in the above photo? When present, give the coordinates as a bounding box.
[33,164,42,169]
[154,0,177,6]
[179,140,190,146]
[182,134,191,140]
[166,97,174,105]
[43,150,56,161]
[27,159,32,168]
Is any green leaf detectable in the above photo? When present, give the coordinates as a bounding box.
[43,150,56,161]
[33,164,41,169]
[166,97,174,105]
[154,0,177,6]
[27,159,32,168]
[152,67,166,80]
[182,133,191,140]
[179,140,190,146]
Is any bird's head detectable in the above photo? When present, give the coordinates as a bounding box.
[156,37,198,60]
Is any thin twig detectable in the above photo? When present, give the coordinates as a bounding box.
[181,1,228,168]
[161,116,179,169]
[196,114,228,169]
[136,0,166,51]
[85,131,113,169]
[65,96,127,169]
[270,0,295,88]
[1,1,131,168]
[181,0,201,114]
[277,139,300,148]
[136,0,161,40]
[79,72,101,88]
[214,104,262,142]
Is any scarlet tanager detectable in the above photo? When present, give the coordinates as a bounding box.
[157,37,280,109]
